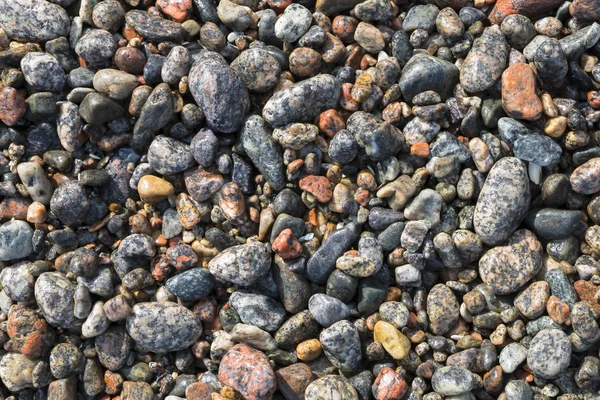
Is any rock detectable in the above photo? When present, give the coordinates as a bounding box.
[354,22,385,54]
[1,263,35,303]
[240,115,285,191]
[137,175,174,204]
[527,329,571,379]
[374,321,411,360]
[513,133,562,167]
[230,323,277,352]
[474,157,530,246]
[403,4,439,32]
[514,281,550,319]
[0,353,37,391]
[404,189,443,226]
[427,284,459,335]
[524,208,582,240]
[217,0,255,31]
[306,375,358,399]
[0,86,26,126]
[16,162,52,204]
[126,302,202,353]
[299,175,333,203]
[262,74,341,127]
[91,0,125,31]
[147,136,195,176]
[499,343,527,373]
[479,229,542,295]
[276,363,314,400]
[208,242,271,286]
[320,320,362,373]
[231,48,281,93]
[218,344,276,400]
[398,55,459,102]
[79,92,124,125]
[166,268,215,301]
[570,0,600,20]
[0,0,70,42]
[191,129,218,167]
[125,10,186,42]
[230,291,286,332]
[307,222,360,283]
[273,123,319,150]
[0,220,33,261]
[571,302,600,343]
[346,111,403,161]
[436,7,464,42]
[308,293,350,327]
[35,272,77,329]
[118,234,155,258]
[93,69,138,101]
[571,158,600,194]
[131,83,174,150]
[272,254,310,312]
[501,63,542,121]
[488,0,564,24]
[75,29,116,64]
[50,343,83,379]
[189,52,250,133]
[162,45,191,85]
[95,327,131,370]
[7,305,55,358]
[275,4,312,43]
[431,366,474,396]
[460,25,509,93]
[534,38,568,82]
[329,129,358,164]
[21,53,66,92]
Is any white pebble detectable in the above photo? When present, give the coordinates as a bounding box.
[528,162,542,185]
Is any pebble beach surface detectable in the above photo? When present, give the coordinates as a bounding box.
[0,0,600,399]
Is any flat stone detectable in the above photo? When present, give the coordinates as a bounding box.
[0,0,70,42]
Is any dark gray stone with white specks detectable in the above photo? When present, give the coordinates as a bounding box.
[208,242,271,286]
[166,268,215,301]
[307,222,360,284]
[262,74,341,127]
[431,366,474,395]
[147,136,195,176]
[21,53,66,92]
[229,291,287,332]
[125,10,186,42]
[35,272,77,329]
[319,320,362,373]
[346,111,404,161]
[126,302,202,353]
[241,115,285,191]
[399,54,459,102]
[189,51,250,133]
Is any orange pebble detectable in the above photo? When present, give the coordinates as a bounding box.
[410,142,430,157]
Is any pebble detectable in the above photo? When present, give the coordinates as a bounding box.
[231,48,281,93]
[166,267,215,300]
[460,25,509,93]
[399,54,459,102]
[35,272,77,329]
[373,320,411,360]
[75,29,116,64]
[147,135,195,176]
[473,157,530,246]
[305,375,358,399]
[319,320,362,373]
[218,344,276,400]
[230,291,286,331]
[308,293,350,327]
[21,53,66,92]
[431,366,474,396]
[275,4,312,43]
[527,328,572,379]
[570,157,600,194]
[262,74,341,127]
[125,10,186,42]
[189,52,250,133]
[427,284,459,335]
[0,0,70,42]
[93,69,138,101]
[501,63,542,121]
[137,175,174,204]
[208,242,270,286]
[126,302,202,353]
[307,222,360,283]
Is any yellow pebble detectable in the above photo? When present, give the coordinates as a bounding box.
[137,175,174,204]
[296,339,322,361]
[373,320,411,360]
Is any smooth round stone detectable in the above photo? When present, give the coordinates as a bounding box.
[137,175,174,204]
[513,132,562,166]
[524,208,581,240]
[166,268,215,301]
[93,69,138,101]
[399,54,459,102]
[499,343,527,373]
[92,0,125,32]
[305,375,358,400]
[346,111,404,161]
[114,47,147,75]
[534,38,568,82]
[16,162,52,204]
[527,329,571,379]
[480,229,542,295]
[20,53,66,92]
[473,157,530,246]
[500,14,535,50]
[75,29,116,64]
[427,284,459,335]
[0,263,35,302]
[571,158,600,194]
[147,136,195,176]
[379,301,409,329]
[50,343,83,379]
[35,272,77,329]
[505,380,534,400]
[50,181,90,226]
[319,320,362,373]
[460,25,509,93]
[231,48,281,93]
[189,51,250,133]
[208,242,271,286]
[373,320,411,360]
[218,344,276,400]
[431,366,474,396]
[273,123,319,150]
[190,129,218,168]
[275,3,312,43]
[125,10,186,42]
[0,353,37,392]
[126,302,202,353]
[118,234,155,258]
[329,129,358,164]
[79,92,125,125]
[230,291,286,332]
[308,293,350,327]
[0,0,70,43]
[162,45,191,85]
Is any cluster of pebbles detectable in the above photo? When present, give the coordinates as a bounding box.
[1,0,600,398]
